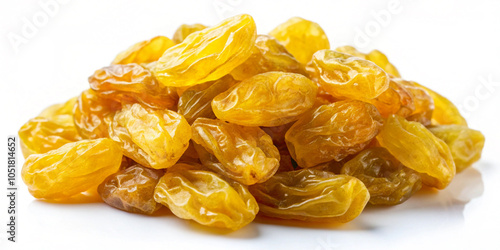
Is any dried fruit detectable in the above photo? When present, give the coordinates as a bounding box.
[335,46,401,77]
[286,100,383,168]
[191,118,280,185]
[393,79,434,126]
[249,169,369,222]
[19,97,81,158]
[368,79,414,118]
[212,72,318,126]
[112,36,175,65]
[89,63,178,109]
[98,164,164,214]
[429,125,485,172]
[307,50,390,101]
[416,84,467,126]
[18,14,485,231]
[108,103,191,169]
[21,138,122,200]
[376,115,455,189]
[269,17,330,64]
[73,89,121,139]
[154,163,258,230]
[19,117,81,158]
[177,75,236,124]
[172,23,207,44]
[231,35,306,81]
[341,147,422,205]
[155,14,256,87]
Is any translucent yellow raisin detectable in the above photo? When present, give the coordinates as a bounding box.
[172,23,207,44]
[155,14,256,87]
[21,138,122,200]
[108,103,191,169]
[307,50,390,101]
[269,17,330,64]
[376,115,455,189]
[154,163,258,230]
[212,72,317,126]
[249,169,369,222]
[112,36,175,65]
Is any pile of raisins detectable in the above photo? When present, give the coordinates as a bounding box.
[20,14,485,231]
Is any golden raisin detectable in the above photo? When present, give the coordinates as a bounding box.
[429,125,485,172]
[172,23,207,44]
[212,72,318,127]
[231,35,306,81]
[307,50,390,101]
[335,46,401,77]
[155,14,256,87]
[89,63,178,110]
[191,118,280,185]
[269,17,330,64]
[249,169,369,222]
[341,147,422,205]
[286,100,383,168]
[21,138,122,200]
[376,115,455,189]
[112,36,175,65]
[73,89,121,139]
[108,103,191,169]
[154,163,258,230]
[177,75,236,124]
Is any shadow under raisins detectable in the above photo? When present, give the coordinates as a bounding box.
[253,214,376,231]
[34,189,103,204]
[180,220,260,239]
[355,164,485,235]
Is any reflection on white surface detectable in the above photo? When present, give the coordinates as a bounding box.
[19,164,487,250]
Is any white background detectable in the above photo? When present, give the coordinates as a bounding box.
[1,0,500,249]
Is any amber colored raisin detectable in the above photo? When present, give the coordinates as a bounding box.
[98,164,164,214]
[191,118,280,185]
[73,89,121,139]
[393,78,434,126]
[177,75,236,124]
[341,147,422,205]
[89,63,178,110]
[286,100,383,168]
[369,79,415,118]
[249,169,369,222]
[212,72,317,127]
